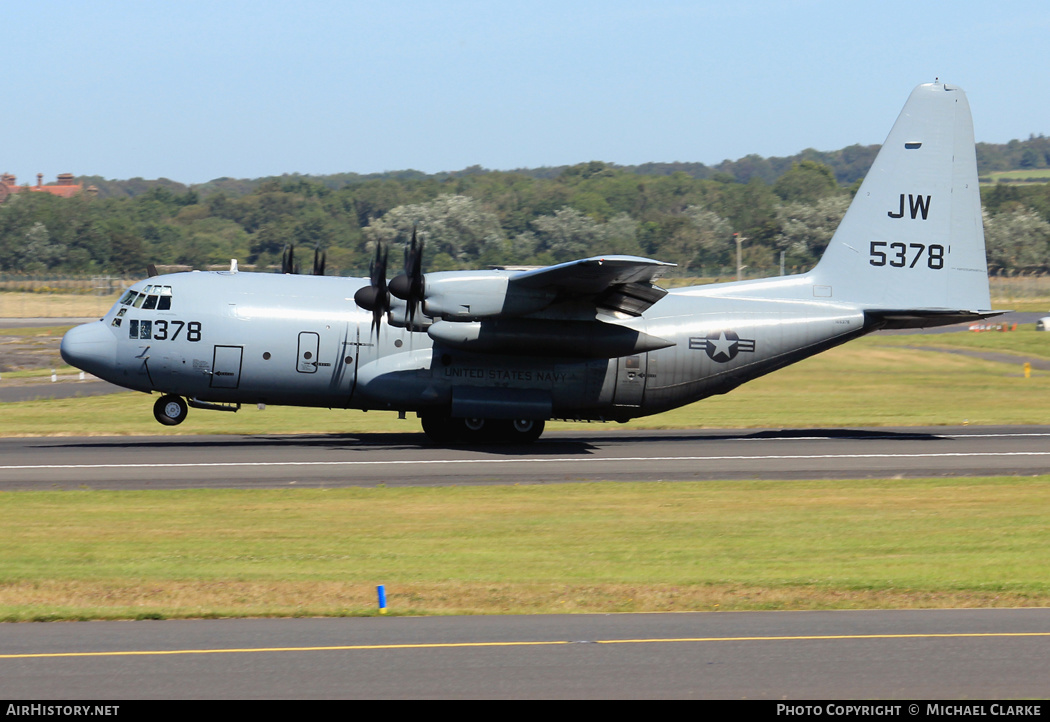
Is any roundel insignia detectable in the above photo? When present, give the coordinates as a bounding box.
[689,330,756,363]
[705,329,741,361]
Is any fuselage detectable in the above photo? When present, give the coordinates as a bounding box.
[61,269,867,422]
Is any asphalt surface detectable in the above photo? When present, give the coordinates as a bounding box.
[2,609,1048,699]
[0,317,99,329]
[0,378,128,403]
[2,426,1049,490]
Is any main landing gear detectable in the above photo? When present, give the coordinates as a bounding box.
[153,394,188,426]
[420,414,545,445]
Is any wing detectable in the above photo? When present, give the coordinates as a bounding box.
[510,256,675,316]
[418,255,676,323]
[412,255,677,358]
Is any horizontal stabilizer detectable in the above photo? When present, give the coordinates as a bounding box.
[864,309,1006,330]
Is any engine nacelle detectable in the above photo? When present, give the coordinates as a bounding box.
[421,272,555,320]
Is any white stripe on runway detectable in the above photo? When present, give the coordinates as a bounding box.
[4,450,1050,471]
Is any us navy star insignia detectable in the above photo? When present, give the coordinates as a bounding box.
[689,330,756,362]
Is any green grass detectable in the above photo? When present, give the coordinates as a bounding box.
[0,292,119,318]
[873,325,1050,360]
[0,367,79,380]
[0,325,75,338]
[1,478,1047,620]
[982,169,1050,184]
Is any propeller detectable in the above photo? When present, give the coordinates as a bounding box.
[353,242,389,336]
[312,246,326,276]
[281,244,298,274]
[389,227,425,328]
[280,244,326,275]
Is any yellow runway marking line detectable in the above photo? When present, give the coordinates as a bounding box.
[3,631,1049,660]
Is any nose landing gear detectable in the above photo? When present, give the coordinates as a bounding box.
[153,394,188,426]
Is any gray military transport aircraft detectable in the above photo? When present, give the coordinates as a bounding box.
[61,82,998,444]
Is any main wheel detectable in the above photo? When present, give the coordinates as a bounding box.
[488,419,545,444]
[420,416,545,445]
[154,394,188,426]
[508,418,545,443]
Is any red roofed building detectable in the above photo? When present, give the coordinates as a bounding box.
[0,173,97,203]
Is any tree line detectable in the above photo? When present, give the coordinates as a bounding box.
[2,135,1049,278]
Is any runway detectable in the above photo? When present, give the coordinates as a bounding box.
[2,609,1048,699]
[1,425,1049,490]
[4,426,1048,699]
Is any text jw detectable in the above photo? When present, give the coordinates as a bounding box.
[888,193,931,220]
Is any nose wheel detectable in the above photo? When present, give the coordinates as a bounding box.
[154,394,188,426]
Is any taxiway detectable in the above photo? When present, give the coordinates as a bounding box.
[2,609,1048,699]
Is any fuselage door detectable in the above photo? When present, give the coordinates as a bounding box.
[210,345,243,389]
[297,331,320,373]
[613,354,647,407]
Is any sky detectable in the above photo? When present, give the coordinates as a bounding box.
[2,1,1047,185]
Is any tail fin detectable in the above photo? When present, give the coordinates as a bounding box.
[810,82,992,318]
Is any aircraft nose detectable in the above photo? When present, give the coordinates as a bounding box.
[60,321,117,378]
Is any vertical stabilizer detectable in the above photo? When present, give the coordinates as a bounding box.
[810,82,991,313]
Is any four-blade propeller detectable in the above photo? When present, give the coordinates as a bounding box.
[352,242,391,336]
[388,228,426,328]
[281,244,327,276]
[352,228,427,335]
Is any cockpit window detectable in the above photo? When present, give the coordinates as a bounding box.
[120,285,176,333]
[128,319,152,339]
[126,285,175,309]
